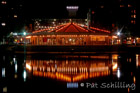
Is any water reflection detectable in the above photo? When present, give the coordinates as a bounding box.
[25,55,120,82]
[117,68,121,79]
[133,76,136,84]
[3,56,5,61]
[15,63,17,73]
[2,68,5,77]
[14,74,18,78]
[136,54,139,68]
[13,57,16,63]
[0,53,138,92]
[112,54,118,70]
[23,68,27,82]
[3,87,7,93]
[112,54,121,79]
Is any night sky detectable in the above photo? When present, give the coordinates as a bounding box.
[7,0,105,18]
[5,0,129,19]
[23,0,91,18]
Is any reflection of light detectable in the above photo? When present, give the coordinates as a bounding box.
[23,70,27,82]
[117,68,121,79]
[33,71,71,82]
[112,63,118,70]
[24,60,26,63]
[2,68,5,77]
[3,56,5,61]
[127,58,131,62]
[112,54,118,73]
[133,76,136,83]
[128,88,130,93]
[3,87,7,93]
[15,63,17,73]
[28,59,111,82]
[13,57,16,63]
[33,70,110,82]
[73,73,88,82]
[14,74,18,78]
[90,67,108,72]
[136,54,138,68]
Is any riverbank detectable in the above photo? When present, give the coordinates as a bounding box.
[1,45,138,54]
[1,44,140,54]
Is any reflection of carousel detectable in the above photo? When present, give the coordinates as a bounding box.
[25,55,117,82]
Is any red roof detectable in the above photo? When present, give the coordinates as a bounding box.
[56,23,89,32]
[32,23,110,34]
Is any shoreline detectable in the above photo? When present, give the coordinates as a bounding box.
[1,44,140,54]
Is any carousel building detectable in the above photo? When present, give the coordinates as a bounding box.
[25,22,112,46]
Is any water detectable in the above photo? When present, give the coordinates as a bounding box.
[0,53,139,92]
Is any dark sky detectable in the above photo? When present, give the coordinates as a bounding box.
[23,0,90,18]
[5,0,137,19]
[20,0,100,18]
[6,0,116,19]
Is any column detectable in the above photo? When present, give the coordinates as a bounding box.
[37,36,39,45]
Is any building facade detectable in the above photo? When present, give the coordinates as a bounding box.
[25,22,112,45]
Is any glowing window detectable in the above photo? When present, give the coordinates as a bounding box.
[97,37,105,41]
